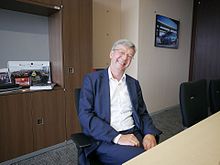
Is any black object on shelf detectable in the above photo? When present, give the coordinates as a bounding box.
[0,83,22,92]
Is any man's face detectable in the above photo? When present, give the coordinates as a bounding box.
[110,45,135,72]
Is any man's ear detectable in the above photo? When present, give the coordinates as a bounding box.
[110,51,113,59]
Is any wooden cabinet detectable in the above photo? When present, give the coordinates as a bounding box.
[0,0,92,162]
[62,0,92,137]
[0,89,65,162]
[31,89,66,151]
[0,93,33,162]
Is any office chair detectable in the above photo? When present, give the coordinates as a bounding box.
[179,79,209,128]
[70,88,102,165]
[209,79,220,114]
[71,88,160,164]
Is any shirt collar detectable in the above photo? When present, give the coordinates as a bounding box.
[108,67,126,82]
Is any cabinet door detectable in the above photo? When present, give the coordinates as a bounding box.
[190,0,220,80]
[79,0,93,78]
[62,0,92,137]
[0,93,33,162]
[31,89,65,150]
[62,0,81,139]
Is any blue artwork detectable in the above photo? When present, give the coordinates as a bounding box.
[155,14,179,49]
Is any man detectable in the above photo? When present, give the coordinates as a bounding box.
[78,39,161,165]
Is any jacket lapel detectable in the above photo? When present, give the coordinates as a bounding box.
[126,76,141,128]
[126,76,138,109]
[101,69,111,123]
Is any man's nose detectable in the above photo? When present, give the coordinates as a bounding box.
[121,53,129,59]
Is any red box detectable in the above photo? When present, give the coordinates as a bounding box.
[15,77,30,87]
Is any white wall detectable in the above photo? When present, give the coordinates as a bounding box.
[0,9,49,68]
[93,0,121,69]
[93,0,193,113]
[121,0,139,78]
[138,0,193,113]
[93,0,139,77]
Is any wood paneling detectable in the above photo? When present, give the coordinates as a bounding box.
[190,0,220,80]
[49,11,64,87]
[17,0,62,8]
[0,0,60,16]
[62,0,92,138]
[79,0,93,81]
[31,89,66,150]
[62,0,81,138]
[0,89,66,162]
[28,0,61,6]
[0,93,33,162]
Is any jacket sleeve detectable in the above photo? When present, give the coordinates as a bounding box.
[78,74,119,143]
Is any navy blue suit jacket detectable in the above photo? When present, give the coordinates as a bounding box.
[78,69,161,156]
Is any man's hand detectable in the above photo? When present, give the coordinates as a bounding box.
[117,134,140,147]
[142,134,157,150]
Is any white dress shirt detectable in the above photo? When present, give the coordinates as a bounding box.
[108,68,134,143]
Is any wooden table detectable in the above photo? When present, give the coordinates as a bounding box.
[123,112,220,165]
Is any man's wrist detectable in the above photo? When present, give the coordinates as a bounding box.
[113,134,122,144]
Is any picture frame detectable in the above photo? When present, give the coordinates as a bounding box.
[154,14,179,49]
[7,61,51,87]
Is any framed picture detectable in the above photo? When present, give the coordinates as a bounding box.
[8,61,51,86]
[154,14,179,49]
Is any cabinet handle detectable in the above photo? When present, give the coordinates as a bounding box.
[68,67,74,74]
[36,118,44,125]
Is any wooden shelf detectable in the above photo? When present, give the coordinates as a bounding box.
[0,86,63,96]
[0,0,60,16]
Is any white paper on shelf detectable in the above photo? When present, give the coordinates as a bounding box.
[29,83,56,91]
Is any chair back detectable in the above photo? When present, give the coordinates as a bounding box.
[74,88,81,113]
[179,79,208,128]
[72,88,102,165]
[209,79,220,114]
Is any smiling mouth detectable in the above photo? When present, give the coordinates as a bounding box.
[118,61,125,66]
[117,59,126,66]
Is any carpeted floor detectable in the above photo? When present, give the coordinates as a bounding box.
[151,106,183,142]
[12,142,78,165]
[9,106,183,165]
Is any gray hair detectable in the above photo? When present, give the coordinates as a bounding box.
[111,39,136,53]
